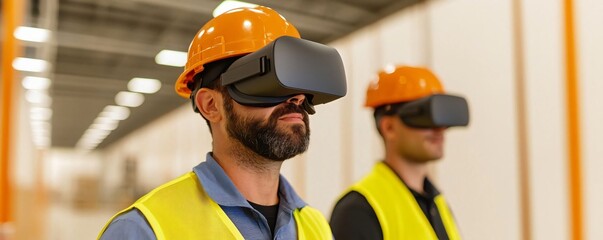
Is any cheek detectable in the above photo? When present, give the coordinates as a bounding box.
[398,130,427,148]
[234,104,274,121]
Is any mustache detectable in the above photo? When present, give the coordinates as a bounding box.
[267,103,309,127]
[272,103,307,119]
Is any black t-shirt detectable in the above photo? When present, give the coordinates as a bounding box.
[330,174,450,240]
[249,201,279,235]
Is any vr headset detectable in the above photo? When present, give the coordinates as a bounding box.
[220,36,347,114]
[385,94,470,128]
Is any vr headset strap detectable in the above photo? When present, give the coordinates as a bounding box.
[221,56,270,85]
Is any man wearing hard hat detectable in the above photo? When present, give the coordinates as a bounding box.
[99,6,346,239]
[330,66,468,240]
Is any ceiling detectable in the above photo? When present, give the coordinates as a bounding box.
[21,0,421,149]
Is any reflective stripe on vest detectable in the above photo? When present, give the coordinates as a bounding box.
[98,172,332,240]
[350,162,462,240]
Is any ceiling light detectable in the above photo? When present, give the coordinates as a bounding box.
[91,121,118,131]
[128,78,162,94]
[30,120,51,129]
[22,76,51,90]
[213,0,258,17]
[33,136,49,142]
[82,132,108,141]
[78,130,109,147]
[30,107,52,120]
[32,128,50,136]
[81,138,103,146]
[14,26,51,43]
[101,105,130,120]
[77,139,103,149]
[83,128,111,138]
[25,90,52,104]
[31,122,50,132]
[76,144,95,150]
[115,91,144,107]
[33,136,50,147]
[90,118,119,131]
[94,116,118,126]
[12,57,48,72]
[155,50,187,67]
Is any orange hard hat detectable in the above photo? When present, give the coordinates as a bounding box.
[365,66,445,108]
[174,6,301,98]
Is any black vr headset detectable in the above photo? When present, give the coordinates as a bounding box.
[218,36,348,114]
[380,94,470,128]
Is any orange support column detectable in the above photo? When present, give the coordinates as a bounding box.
[511,0,532,239]
[1,0,24,225]
[563,0,583,239]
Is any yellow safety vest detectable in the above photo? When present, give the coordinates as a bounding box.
[98,172,332,240]
[349,162,462,240]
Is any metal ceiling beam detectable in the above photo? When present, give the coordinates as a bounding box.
[53,74,126,91]
[59,3,198,35]
[252,0,376,24]
[129,0,216,15]
[126,0,354,35]
[52,73,176,97]
[57,31,158,58]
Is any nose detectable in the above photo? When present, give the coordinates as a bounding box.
[286,94,306,106]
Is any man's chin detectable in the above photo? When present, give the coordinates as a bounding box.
[277,124,307,136]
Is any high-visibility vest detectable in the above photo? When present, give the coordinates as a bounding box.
[98,172,332,240]
[350,162,462,240]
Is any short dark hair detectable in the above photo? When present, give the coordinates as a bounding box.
[372,102,406,137]
[189,57,241,133]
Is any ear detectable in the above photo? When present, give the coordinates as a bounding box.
[195,88,222,123]
[379,116,397,141]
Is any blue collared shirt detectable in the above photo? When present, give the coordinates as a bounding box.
[100,153,308,240]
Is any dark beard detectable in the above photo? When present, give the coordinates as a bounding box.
[225,101,310,161]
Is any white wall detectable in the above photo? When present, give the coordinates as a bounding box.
[102,105,212,194]
[45,148,104,200]
[429,1,520,239]
[522,0,568,239]
[13,87,37,189]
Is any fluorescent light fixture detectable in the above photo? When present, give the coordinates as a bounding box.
[77,140,99,149]
[101,105,130,120]
[115,91,144,107]
[30,107,52,120]
[33,136,49,142]
[30,120,51,129]
[90,117,119,131]
[22,76,51,90]
[33,136,50,147]
[91,121,118,131]
[213,0,258,17]
[78,129,109,147]
[25,90,51,104]
[81,138,103,146]
[155,50,187,67]
[94,116,118,126]
[14,26,51,43]
[12,57,48,72]
[81,135,107,143]
[128,78,162,94]
[77,144,95,150]
[83,128,111,138]
[31,123,50,133]
[31,130,50,138]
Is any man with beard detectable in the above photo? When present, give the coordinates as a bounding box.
[330,66,469,240]
[99,6,346,240]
